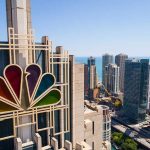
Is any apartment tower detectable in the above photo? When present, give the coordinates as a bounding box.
[115,53,128,92]
[102,54,113,85]
[87,57,97,89]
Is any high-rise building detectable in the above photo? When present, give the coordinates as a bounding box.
[6,0,32,33]
[0,0,74,149]
[69,56,111,150]
[88,56,95,67]
[87,57,97,99]
[84,64,89,99]
[104,64,120,94]
[102,54,113,85]
[0,1,111,150]
[123,59,149,123]
[69,56,85,149]
[115,53,128,92]
[147,65,150,111]
[88,56,97,90]
[89,65,97,89]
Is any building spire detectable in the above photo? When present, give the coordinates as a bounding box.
[6,0,32,67]
[6,0,32,35]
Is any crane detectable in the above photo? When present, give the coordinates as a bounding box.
[96,82,123,108]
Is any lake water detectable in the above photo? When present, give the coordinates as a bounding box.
[76,57,102,81]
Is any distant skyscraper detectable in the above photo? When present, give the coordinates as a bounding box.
[102,54,113,84]
[148,65,150,111]
[84,64,89,98]
[104,64,120,94]
[88,56,95,67]
[115,53,128,92]
[89,65,97,89]
[88,56,97,90]
[86,56,97,100]
[124,59,149,123]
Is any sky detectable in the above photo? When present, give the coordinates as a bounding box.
[0,0,150,57]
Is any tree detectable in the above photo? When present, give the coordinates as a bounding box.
[114,100,122,108]
[121,138,137,150]
[112,132,123,145]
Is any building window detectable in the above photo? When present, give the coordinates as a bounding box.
[92,142,94,150]
[92,121,94,134]
[38,112,47,129]
[38,130,48,146]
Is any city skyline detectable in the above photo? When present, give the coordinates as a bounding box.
[0,1,150,149]
[0,1,112,149]
[1,0,150,57]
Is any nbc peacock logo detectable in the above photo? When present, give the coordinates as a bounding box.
[0,64,61,112]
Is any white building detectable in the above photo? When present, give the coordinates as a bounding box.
[104,64,120,94]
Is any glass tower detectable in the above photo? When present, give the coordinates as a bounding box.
[123,59,149,123]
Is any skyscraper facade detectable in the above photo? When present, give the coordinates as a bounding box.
[123,59,149,123]
[0,0,72,149]
[0,1,111,150]
[89,65,97,89]
[6,0,33,67]
[102,54,113,85]
[6,0,32,33]
[88,56,95,67]
[88,57,96,89]
[87,57,97,99]
[104,64,120,94]
[84,64,89,98]
[115,53,128,92]
[147,65,150,111]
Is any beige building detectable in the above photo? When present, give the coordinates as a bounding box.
[0,0,111,150]
[6,0,33,67]
[70,57,111,150]
[115,54,128,92]
[84,102,103,150]
[84,101,111,150]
